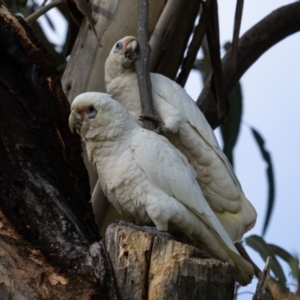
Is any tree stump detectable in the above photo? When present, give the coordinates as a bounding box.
[105,221,235,300]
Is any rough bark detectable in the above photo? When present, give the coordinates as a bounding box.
[0,5,118,299]
[0,212,117,300]
[197,1,300,129]
[105,222,235,300]
[135,0,156,130]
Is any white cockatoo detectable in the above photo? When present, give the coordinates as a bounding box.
[69,92,254,285]
[104,36,257,242]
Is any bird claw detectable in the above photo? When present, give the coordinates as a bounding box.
[139,114,168,135]
[139,114,164,125]
[139,115,174,135]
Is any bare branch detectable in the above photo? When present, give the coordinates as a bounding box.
[197,1,300,129]
[176,0,213,87]
[25,0,66,24]
[230,0,244,72]
[149,0,201,79]
[73,0,102,47]
[252,257,271,300]
[206,0,226,119]
[135,0,156,130]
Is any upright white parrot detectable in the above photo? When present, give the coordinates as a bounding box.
[69,92,254,285]
[104,36,257,242]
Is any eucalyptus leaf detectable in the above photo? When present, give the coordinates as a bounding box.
[246,235,286,286]
[269,244,300,286]
[220,82,242,167]
[251,128,275,236]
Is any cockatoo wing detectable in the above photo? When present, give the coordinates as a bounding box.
[150,73,257,240]
[131,130,236,251]
[151,73,238,184]
[131,130,254,285]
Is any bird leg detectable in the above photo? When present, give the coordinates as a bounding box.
[139,114,173,135]
[235,242,261,277]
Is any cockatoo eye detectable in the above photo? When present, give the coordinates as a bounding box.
[86,105,97,119]
[113,41,123,53]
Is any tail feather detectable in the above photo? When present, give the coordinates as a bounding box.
[216,235,254,286]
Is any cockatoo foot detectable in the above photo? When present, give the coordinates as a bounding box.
[139,114,173,135]
[113,220,173,240]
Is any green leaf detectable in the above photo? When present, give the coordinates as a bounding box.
[251,128,275,236]
[269,244,300,286]
[220,82,242,167]
[246,235,286,286]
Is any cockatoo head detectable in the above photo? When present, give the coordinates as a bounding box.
[105,36,138,83]
[69,92,135,140]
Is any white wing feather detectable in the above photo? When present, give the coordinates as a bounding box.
[131,130,237,252]
[150,73,257,241]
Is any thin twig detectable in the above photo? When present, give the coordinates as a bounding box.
[41,0,48,7]
[230,0,244,73]
[206,0,226,120]
[253,257,272,300]
[176,0,213,87]
[135,0,156,130]
[25,0,65,24]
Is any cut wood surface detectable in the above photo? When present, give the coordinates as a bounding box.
[105,221,235,300]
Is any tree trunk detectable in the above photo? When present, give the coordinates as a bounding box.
[105,222,235,300]
[0,4,118,299]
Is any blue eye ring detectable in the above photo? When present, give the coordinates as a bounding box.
[113,41,123,53]
[86,105,97,119]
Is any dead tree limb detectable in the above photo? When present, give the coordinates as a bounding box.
[135,0,156,130]
[230,0,244,72]
[176,0,213,87]
[206,0,226,119]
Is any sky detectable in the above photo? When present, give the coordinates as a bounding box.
[36,1,300,298]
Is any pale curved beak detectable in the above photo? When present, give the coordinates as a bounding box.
[69,110,82,133]
[122,38,138,68]
[126,39,138,52]
[69,112,75,132]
